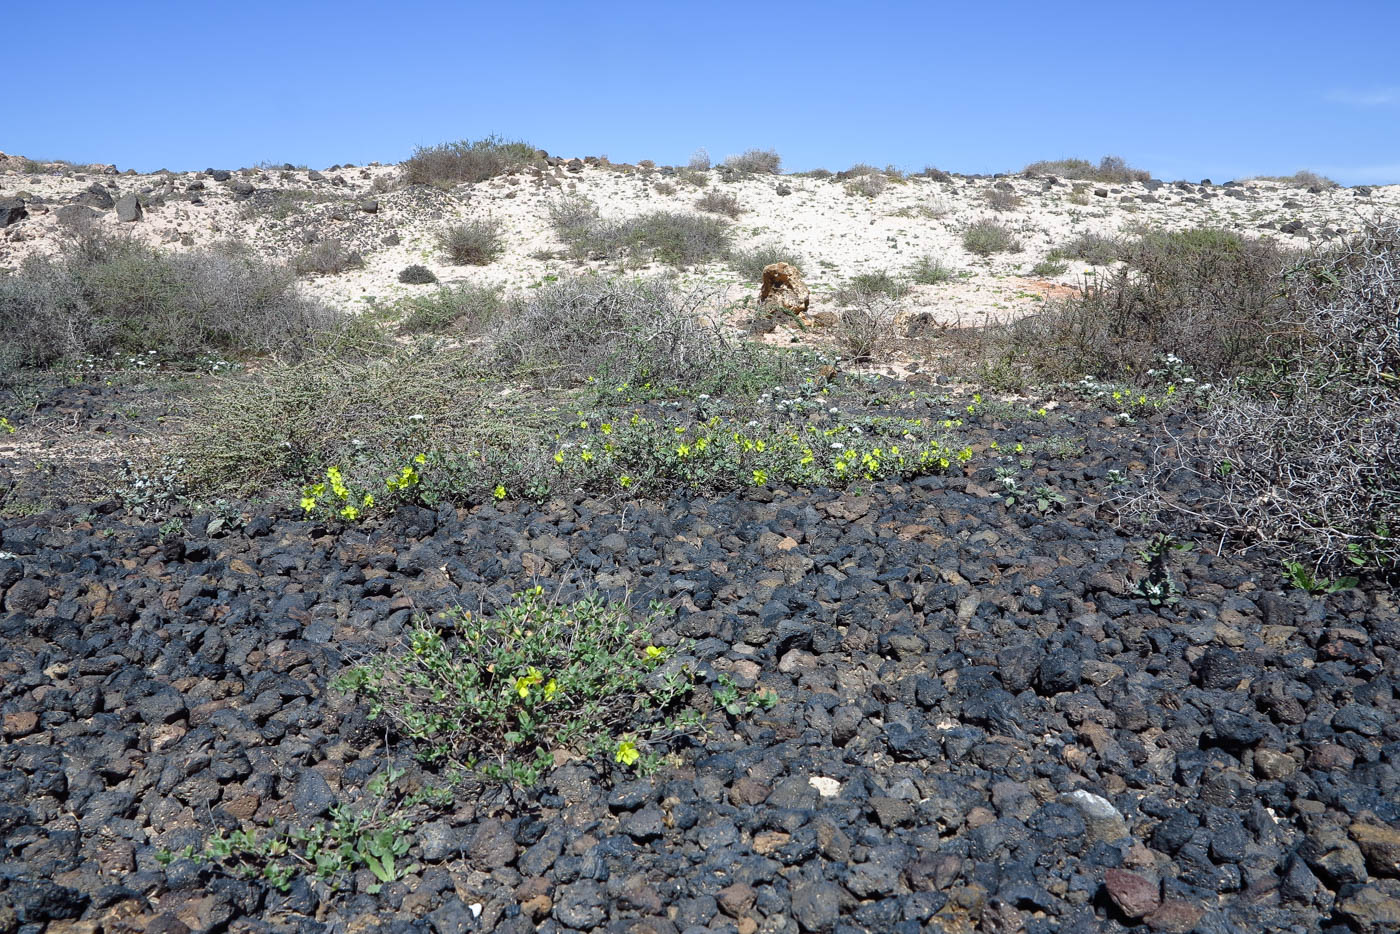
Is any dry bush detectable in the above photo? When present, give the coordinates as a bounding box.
[1054,231,1121,265]
[1024,155,1151,184]
[996,227,1292,380]
[402,136,540,187]
[293,238,365,276]
[1148,218,1400,573]
[920,166,952,182]
[695,190,743,218]
[982,187,1023,212]
[834,293,898,361]
[653,181,677,196]
[688,149,711,171]
[437,219,504,265]
[962,219,1023,255]
[485,276,723,386]
[725,148,782,175]
[910,256,956,284]
[845,173,888,198]
[0,230,337,371]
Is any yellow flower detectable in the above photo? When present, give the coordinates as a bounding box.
[362,493,374,507]
[600,423,612,435]
[615,739,640,766]
[619,475,633,489]
[676,443,691,458]
[543,679,559,701]
[493,484,507,501]
[300,496,317,513]
[340,505,359,521]
[580,449,594,463]
[514,667,544,698]
[644,645,664,660]
[752,469,768,485]
[554,450,565,464]
[414,453,427,465]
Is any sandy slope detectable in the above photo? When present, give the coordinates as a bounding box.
[2,152,1396,331]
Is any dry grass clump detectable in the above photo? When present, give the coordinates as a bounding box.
[695,190,744,218]
[397,283,503,334]
[962,219,1023,255]
[548,198,731,268]
[401,136,541,188]
[1150,218,1400,574]
[293,238,365,276]
[845,171,888,198]
[1024,155,1151,184]
[0,227,337,372]
[437,219,504,265]
[653,181,677,196]
[724,148,782,175]
[687,149,711,171]
[727,242,807,281]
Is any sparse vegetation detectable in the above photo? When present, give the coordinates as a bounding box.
[1024,155,1151,184]
[1252,170,1338,189]
[0,229,336,372]
[1052,231,1121,266]
[653,181,676,196]
[401,135,541,188]
[549,199,731,268]
[920,166,952,182]
[687,149,711,171]
[724,148,782,175]
[845,172,888,198]
[962,219,1024,255]
[1030,258,1069,277]
[437,219,504,265]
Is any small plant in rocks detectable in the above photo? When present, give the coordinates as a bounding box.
[1281,560,1358,595]
[175,765,419,893]
[333,587,703,784]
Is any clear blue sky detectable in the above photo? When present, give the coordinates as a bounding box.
[8,0,1399,185]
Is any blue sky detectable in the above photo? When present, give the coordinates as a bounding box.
[7,0,1399,184]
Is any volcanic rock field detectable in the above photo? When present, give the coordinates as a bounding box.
[1,148,1398,934]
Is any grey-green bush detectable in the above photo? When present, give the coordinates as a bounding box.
[397,283,503,334]
[962,219,1023,255]
[402,136,541,187]
[724,149,782,175]
[0,232,336,371]
[438,219,504,265]
[549,201,731,268]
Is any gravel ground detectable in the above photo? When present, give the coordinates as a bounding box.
[1,390,1398,934]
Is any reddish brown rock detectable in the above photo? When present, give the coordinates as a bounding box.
[1105,869,1161,919]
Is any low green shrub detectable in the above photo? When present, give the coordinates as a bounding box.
[397,264,437,285]
[910,256,956,284]
[836,270,907,304]
[962,219,1023,255]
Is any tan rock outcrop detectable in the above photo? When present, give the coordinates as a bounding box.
[759,262,810,318]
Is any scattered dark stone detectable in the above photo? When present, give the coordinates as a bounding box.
[115,192,142,222]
